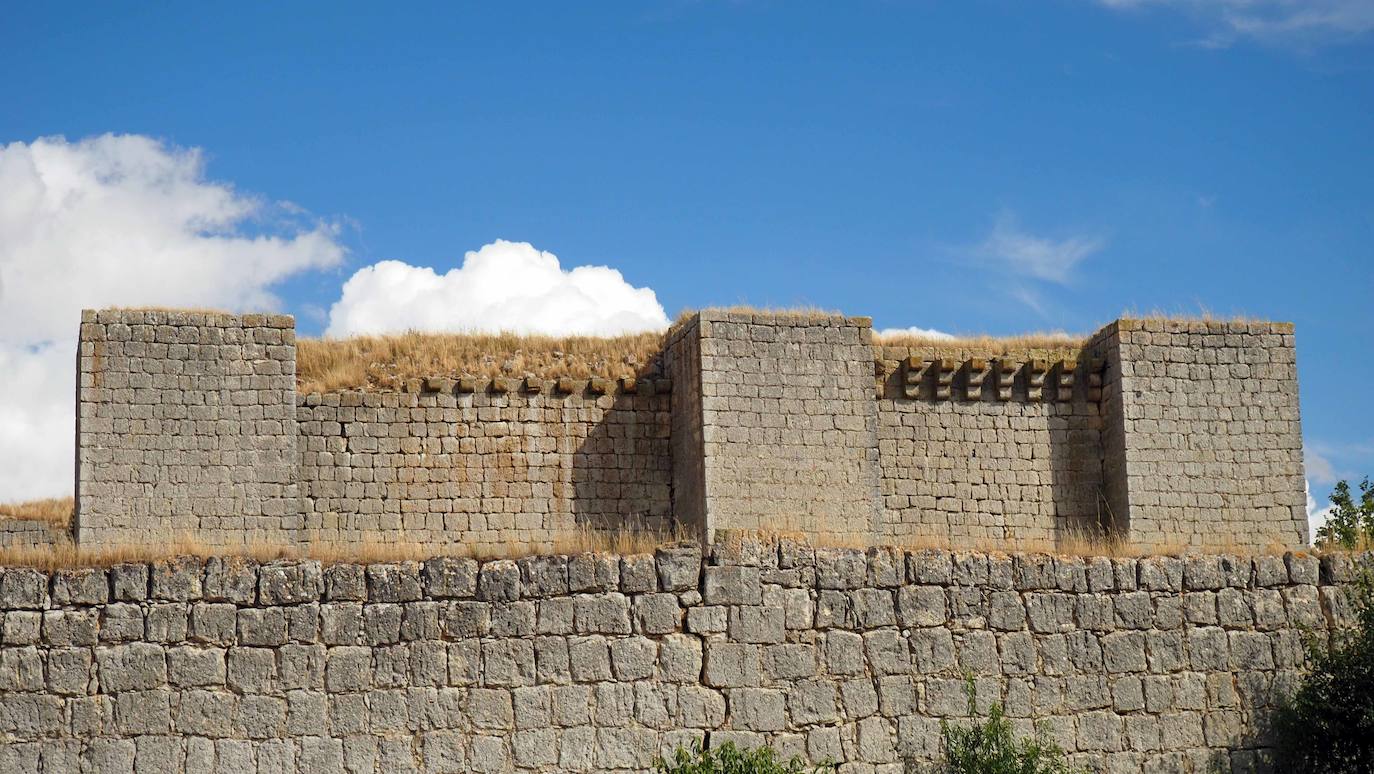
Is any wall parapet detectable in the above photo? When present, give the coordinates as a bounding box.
[74,309,1309,554]
[0,543,1362,772]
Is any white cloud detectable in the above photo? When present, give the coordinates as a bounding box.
[325,240,670,338]
[976,213,1106,285]
[1305,444,1338,486]
[875,326,956,340]
[1306,480,1335,542]
[1097,0,1374,48]
[0,134,345,502]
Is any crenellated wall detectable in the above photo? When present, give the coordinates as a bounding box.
[0,545,1361,772]
[72,309,1310,553]
[873,341,1108,548]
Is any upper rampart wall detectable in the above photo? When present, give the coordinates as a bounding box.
[873,341,1107,548]
[72,309,1308,553]
[296,385,671,553]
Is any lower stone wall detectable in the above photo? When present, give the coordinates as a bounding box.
[0,545,1359,773]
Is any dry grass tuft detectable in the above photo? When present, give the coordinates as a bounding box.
[296,330,666,394]
[1118,305,1261,324]
[873,330,1088,354]
[0,525,686,569]
[110,305,232,315]
[693,305,842,321]
[0,497,74,528]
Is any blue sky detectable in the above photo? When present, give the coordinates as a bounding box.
[0,2,1370,516]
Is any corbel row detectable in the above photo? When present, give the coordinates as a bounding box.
[402,375,672,397]
[899,357,1105,402]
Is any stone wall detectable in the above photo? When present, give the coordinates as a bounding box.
[0,545,1359,773]
[1097,320,1308,549]
[669,311,882,542]
[77,311,300,549]
[874,343,1107,549]
[71,309,1310,553]
[296,386,672,552]
[0,518,71,551]
[663,318,707,542]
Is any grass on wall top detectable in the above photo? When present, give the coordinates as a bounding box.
[0,497,73,528]
[296,330,667,394]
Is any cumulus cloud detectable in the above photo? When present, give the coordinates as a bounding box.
[976,213,1106,285]
[875,326,956,340]
[0,134,344,502]
[1305,444,1338,486]
[1097,0,1374,48]
[325,240,669,338]
[1306,480,1335,542]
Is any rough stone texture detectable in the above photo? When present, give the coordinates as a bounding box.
[70,310,1308,552]
[666,311,881,542]
[0,548,1353,773]
[875,342,1105,548]
[1093,320,1308,549]
[0,518,71,551]
[76,310,299,548]
[297,388,671,552]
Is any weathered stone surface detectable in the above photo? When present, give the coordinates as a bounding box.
[0,547,1359,771]
[258,561,323,605]
[656,543,702,592]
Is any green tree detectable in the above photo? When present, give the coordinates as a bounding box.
[1315,478,1374,550]
[1272,570,1374,773]
[938,678,1083,774]
[655,741,834,774]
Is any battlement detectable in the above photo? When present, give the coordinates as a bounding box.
[69,309,1308,553]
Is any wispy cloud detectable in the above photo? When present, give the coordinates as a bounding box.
[975,213,1107,285]
[1097,0,1374,49]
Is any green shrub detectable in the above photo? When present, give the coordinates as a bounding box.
[1315,477,1374,550]
[939,679,1082,774]
[1272,569,1374,773]
[654,741,834,774]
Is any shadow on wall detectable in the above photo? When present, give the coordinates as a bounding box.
[876,349,1112,550]
[570,390,674,535]
[1047,402,1112,548]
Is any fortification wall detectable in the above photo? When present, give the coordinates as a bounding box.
[0,545,1359,773]
[296,385,672,552]
[77,311,300,549]
[873,343,1107,548]
[71,309,1310,554]
[1101,320,1307,549]
[669,311,882,542]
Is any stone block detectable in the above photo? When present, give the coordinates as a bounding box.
[477,560,520,602]
[703,565,762,605]
[423,557,478,599]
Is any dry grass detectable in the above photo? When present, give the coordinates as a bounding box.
[0,525,687,570]
[873,330,1088,354]
[683,305,842,322]
[109,305,233,315]
[1118,305,1261,324]
[716,526,1298,560]
[296,330,666,394]
[0,497,74,528]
